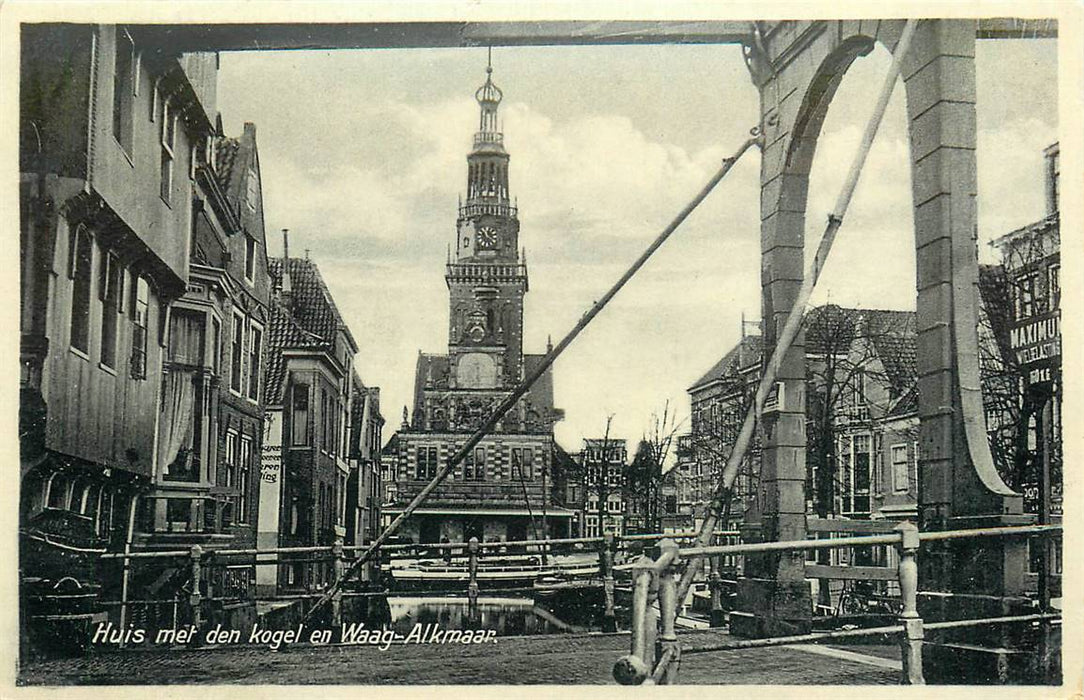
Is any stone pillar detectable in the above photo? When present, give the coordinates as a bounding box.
[902,20,1030,682]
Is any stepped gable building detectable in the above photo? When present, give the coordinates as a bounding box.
[385,61,573,544]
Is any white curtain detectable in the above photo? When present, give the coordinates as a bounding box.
[158,369,196,479]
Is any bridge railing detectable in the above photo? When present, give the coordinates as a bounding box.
[613,522,1062,686]
[87,528,740,637]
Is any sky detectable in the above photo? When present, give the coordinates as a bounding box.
[215,36,1057,452]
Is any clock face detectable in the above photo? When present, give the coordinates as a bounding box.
[476,226,499,249]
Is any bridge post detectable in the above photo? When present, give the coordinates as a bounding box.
[600,532,617,632]
[612,555,656,685]
[188,545,203,633]
[331,538,344,629]
[708,553,725,627]
[655,539,681,684]
[467,537,479,618]
[895,522,925,685]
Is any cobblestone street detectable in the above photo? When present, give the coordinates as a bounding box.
[19,631,900,685]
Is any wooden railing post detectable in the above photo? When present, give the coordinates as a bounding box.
[600,532,617,632]
[655,539,681,684]
[895,521,925,685]
[467,536,480,617]
[613,555,656,685]
[188,544,203,632]
[708,554,725,627]
[331,537,344,629]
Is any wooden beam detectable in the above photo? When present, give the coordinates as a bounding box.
[130,21,754,54]
[807,518,900,533]
[128,19,1056,55]
[805,564,898,581]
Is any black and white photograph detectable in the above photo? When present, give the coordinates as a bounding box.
[8,2,1080,690]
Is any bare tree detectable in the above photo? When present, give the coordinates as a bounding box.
[977,264,1036,493]
[628,401,683,533]
[804,305,916,518]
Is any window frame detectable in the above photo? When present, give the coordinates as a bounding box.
[130,275,150,379]
[68,225,94,356]
[291,383,311,446]
[890,443,909,493]
[229,310,245,396]
[237,434,252,524]
[244,235,257,284]
[160,98,177,205]
[247,320,263,403]
[111,27,136,156]
[98,247,122,371]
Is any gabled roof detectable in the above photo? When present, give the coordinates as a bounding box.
[213,136,242,200]
[263,257,356,404]
[691,305,917,396]
[268,257,355,350]
[805,305,916,394]
[689,334,762,392]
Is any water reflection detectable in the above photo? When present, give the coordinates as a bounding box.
[387,596,603,637]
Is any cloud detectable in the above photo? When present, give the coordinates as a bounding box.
[216,40,1057,450]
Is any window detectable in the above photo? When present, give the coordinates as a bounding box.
[845,434,872,514]
[112,28,135,154]
[247,323,262,402]
[465,447,485,481]
[98,249,121,369]
[1048,263,1060,311]
[160,99,176,204]
[238,435,252,524]
[291,384,310,445]
[230,312,244,393]
[890,444,909,493]
[245,236,256,283]
[130,276,149,378]
[224,429,238,486]
[210,316,221,375]
[522,449,534,480]
[1015,272,1037,320]
[321,388,329,451]
[69,226,93,354]
[416,446,438,480]
[512,448,534,480]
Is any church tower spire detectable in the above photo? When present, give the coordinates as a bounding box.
[464,48,513,210]
[448,52,527,387]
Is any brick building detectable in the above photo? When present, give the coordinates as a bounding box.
[383,63,573,544]
[575,438,628,538]
[134,122,270,612]
[256,253,371,592]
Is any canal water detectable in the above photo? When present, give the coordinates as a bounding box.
[386,594,622,637]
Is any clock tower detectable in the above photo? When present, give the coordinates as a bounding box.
[447,58,527,389]
[386,55,571,545]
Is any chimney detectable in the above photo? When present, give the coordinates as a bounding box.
[1044,142,1059,216]
[281,228,293,297]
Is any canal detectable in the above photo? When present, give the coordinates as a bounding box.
[386,593,622,637]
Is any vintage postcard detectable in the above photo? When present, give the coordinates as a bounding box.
[4,0,1081,694]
